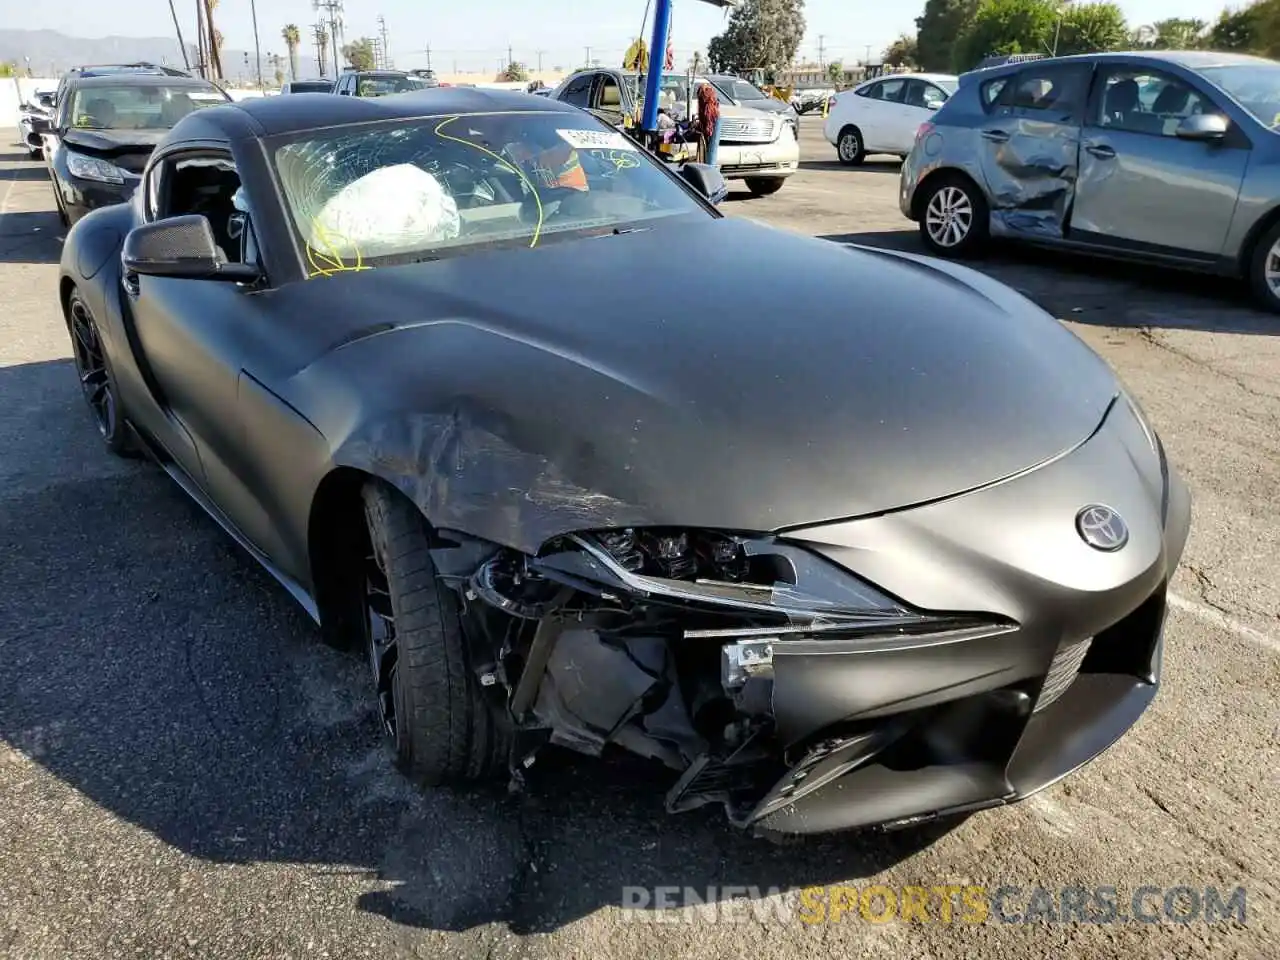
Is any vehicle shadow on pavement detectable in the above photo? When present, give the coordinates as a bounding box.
[1,165,50,181]
[0,358,963,938]
[0,210,63,264]
[822,230,1280,337]
[800,159,901,174]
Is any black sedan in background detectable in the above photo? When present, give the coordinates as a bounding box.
[50,73,230,225]
[58,88,1189,838]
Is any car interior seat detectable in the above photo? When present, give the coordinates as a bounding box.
[1102,78,1141,127]
[83,98,117,128]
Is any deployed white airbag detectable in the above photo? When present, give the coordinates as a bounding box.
[309,163,461,258]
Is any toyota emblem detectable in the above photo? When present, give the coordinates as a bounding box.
[1076,504,1128,552]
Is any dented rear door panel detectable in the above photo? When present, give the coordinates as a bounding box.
[977,62,1094,240]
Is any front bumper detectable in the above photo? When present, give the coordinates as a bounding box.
[734,397,1191,835]
[717,129,800,180]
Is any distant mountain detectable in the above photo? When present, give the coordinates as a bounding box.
[0,28,329,81]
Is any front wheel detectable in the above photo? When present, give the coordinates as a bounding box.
[360,480,507,786]
[917,175,990,258]
[1246,219,1280,313]
[66,287,134,456]
[745,177,785,197]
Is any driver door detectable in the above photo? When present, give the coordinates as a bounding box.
[1069,64,1249,257]
[123,145,303,576]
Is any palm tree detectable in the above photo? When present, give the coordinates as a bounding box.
[282,24,301,81]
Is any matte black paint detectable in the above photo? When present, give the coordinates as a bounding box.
[58,94,1192,835]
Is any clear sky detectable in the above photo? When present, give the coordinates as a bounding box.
[19,0,1243,73]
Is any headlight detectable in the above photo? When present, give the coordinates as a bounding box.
[529,528,979,638]
[65,150,126,184]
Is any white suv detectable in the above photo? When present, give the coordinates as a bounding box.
[824,73,958,165]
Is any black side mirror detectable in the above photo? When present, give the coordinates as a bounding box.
[1175,113,1228,142]
[679,161,729,205]
[122,215,259,282]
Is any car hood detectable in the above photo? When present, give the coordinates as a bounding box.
[62,128,168,155]
[284,217,1119,552]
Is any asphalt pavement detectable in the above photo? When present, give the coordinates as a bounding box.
[1,121,1277,959]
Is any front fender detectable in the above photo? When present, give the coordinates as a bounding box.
[329,407,654,554]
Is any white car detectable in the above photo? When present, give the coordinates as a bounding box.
[823,73,958,165]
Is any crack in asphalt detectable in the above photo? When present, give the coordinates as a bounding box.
[1137,326,1280,408]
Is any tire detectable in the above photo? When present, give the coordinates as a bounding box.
[745,177,785,197]
[360,480,507,786]
[66,286,135,456]
[1247,218,1280,313]
[917,174,990,258]
[836,126,865,166]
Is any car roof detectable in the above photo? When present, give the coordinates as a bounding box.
[858,72,957,85]
[72,63,189,77]
[963,49,1277,81]
[69,73,224,90]
[210,86,584,137]
[343,69,411,77]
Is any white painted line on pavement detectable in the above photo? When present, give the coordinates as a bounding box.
[0,166,17,216]
[1167,590,1280,655]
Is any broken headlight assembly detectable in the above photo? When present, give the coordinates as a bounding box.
[530,527,942,632]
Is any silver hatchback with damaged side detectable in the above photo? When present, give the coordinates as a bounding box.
[899,50,1280,312]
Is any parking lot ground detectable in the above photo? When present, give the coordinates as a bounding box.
[1,123,1278,960]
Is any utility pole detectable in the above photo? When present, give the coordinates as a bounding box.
[378,15,392,68]
[314,0,344,77]
[249,0,264,87]
[817,34,825,69]
[864,44,872,65]
[312,22,327,75]
[536,49,545,72]
[508,44,513,71]
[166,0,190,72]
[585,46,591,67]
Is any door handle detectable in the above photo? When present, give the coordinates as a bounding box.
[1085,142,1116,159]
[981,129,1010,142]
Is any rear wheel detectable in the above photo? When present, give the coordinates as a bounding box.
[66,287,134,456]
[1247,219,1280,313]
[745,177,785,197]
[360,480,507,785]
[917,174,990,258]
[836,126,865,166]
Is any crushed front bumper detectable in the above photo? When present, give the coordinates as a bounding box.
[693,395,1190,835]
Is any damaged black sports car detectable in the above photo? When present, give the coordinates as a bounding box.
[58,89,1191,836]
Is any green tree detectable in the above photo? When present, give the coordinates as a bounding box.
[1144,17,1208,48]
[883,33,920,67]
[825,60,843,85]
[707,0,806,75]
[499,61,529,82]
[342,37,376,71]
[1058,3,1128,55]
[281,23,301,80]
[1208,4,1262,50]
[0,62,14,78]
[916,0,981,72]
[953,0,1057,72]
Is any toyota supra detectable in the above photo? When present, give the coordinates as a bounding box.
[57,88,1190,837]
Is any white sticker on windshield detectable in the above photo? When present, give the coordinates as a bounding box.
[556,128,637,151]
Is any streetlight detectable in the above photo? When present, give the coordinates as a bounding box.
[249,0,264,87]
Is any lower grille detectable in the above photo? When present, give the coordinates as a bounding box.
[1035,636,1093,712]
